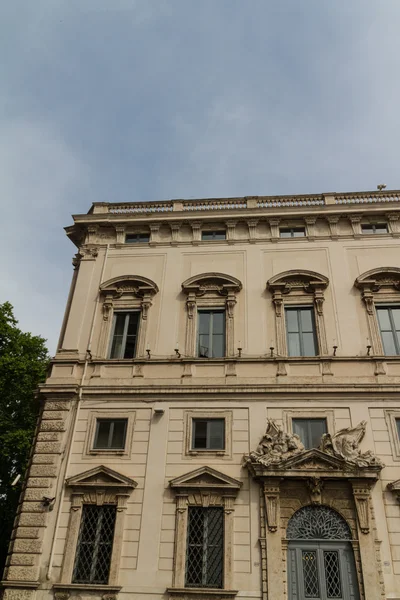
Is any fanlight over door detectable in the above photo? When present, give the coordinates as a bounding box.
[287,506,360,600]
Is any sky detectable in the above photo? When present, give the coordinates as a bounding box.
[1,1,400,354]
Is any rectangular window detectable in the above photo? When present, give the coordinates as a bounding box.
[192,419,225,450]
[186,506,224,589]
[377,306,400,355]
[279,227,306,238]
[93,419,128,450]
[361,223,388,234]
[292,418,327,449]
[197,310,226,358]
[125,232,150,243]
[109,312,140,359]
[201,230,226,241]
[396,418,400,441]
[72,505,116,585]
[285,307,318,356]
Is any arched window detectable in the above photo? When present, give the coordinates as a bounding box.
[98,275,159,358]
[267,270,329,357]
[181,273,242,358]
[355,267,400,355]
[287,505,352,540]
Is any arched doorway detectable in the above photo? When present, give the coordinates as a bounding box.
[287,505,360,600]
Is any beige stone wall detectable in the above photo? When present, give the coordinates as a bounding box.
[4,193,400,599]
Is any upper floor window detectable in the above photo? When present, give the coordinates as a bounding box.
[109,312,140,359]
[285,306,318,356]
[292,418,327,449]
[198,310,226,358]
[396,418,400,440]
[192,418,225,450]
[361,223,388,235]
[376,306,400,355]
[72,504,116,584]
[186,506,224,588]
[201,230,226,241]
[93,418,128,450]
[279,227,306,238]
[125,232,150,243]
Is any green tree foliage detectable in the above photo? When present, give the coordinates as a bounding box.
[0,302,49,574]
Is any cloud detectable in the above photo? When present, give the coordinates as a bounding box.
[1,1,400,351]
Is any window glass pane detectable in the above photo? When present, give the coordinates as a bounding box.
[375,224,388,233]
[391,308,400,330]
[279,229,292,238]
[198,335,210,357]
[288,332,301,356]
[126,233,149,243]
[95,420,111,448]
[396,419,400,440]
[292,419,309,446]
[361,224,373,234]
[208,419,225,449]
[381,331,397,355]
[309,419,327,448]
[124,313,140,358]
[300,308,314,332]
[193,420,208,448]
[202,231,226,240]
[198,312,210,334]
[212,311,225,334]
[110,420,127,449]
[377,308,391,330]
[109,313,126,358]
[302,332,317,356]
[292,228,306,237]
[211,334,225,358]
[286,309,299,333]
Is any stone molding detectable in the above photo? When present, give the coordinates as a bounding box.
[355,267,400,355]
[181,273,242,358]
[169,467,241,591]
[98,275,159,358]
[267,269,329,356]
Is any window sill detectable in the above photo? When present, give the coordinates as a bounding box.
[53,583,121,594]
[167,588,238,598]
[88,449,126,455]
[188,450,226,456]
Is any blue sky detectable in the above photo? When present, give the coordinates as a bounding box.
[1,1,400,353]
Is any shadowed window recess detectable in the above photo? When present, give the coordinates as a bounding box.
[109,312,140,359]
[197,310,226,358]
[125,232,150,243]
[185,507,224,589]
[361,223,388,234]
[280,227,306,238]
[93,419,128,450]
[72,505,116,585]
[192,418,225,450]
[201,230,226,240]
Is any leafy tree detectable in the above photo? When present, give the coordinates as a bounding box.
[0,302,49,574]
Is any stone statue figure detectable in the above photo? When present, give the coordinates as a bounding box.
[244,419,305,467]
[319,420,383,468]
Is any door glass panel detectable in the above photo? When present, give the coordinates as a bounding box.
[324,551,342,598]
[302,550,320,597]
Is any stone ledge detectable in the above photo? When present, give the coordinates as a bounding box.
[167,588,238,599]
[53,583,121,593]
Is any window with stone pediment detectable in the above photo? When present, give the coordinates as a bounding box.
[181,273,242,358]
[355,267,400,356]
[168,466,241,598]
[267,270,329,357]
[97,275,159,359]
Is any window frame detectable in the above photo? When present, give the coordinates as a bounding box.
[292,417,328,449]
[184,410,232,458]
[201,230,227,241]
[197,309,226,358]
[192,418,225,451]
[284,410,335,447]
[125,232,150,243]
[86,411,135,458]
[285,306,319,357]
[108,310,141,359]
[279,227,306,238]
[93,418,128,450]
[185,506,224,589]
[384,410,400,461]
[360,223,388,235]
[376,305,400,356]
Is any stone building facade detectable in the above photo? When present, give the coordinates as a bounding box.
[2,189,400,600]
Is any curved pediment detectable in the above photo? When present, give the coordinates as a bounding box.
[182,272,242,295]
[355,267,400,291]
[267,269,329,292]
[100,275,159,297]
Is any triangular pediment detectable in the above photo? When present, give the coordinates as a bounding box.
[170,466,242,491]
[66,465,137,489]
[388,479,400,493]
[277,448,346,471]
